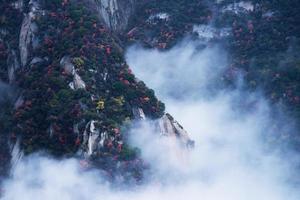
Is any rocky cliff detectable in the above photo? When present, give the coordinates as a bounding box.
[91,0,136,32]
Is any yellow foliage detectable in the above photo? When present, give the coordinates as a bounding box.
[73,57,85,68]
[113,96,125,106]
[96,100,105,110]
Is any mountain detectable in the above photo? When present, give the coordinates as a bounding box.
[0,0,300,185]
[0,0,196,183]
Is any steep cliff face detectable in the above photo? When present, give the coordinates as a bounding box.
[92,0,136,32]
[7,50,20,83]
[0,0,23,82]
[19,8,38,67]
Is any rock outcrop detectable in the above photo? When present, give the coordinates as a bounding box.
[157,114,194,148]
[60,56,86,90]
[92,0,136,32]
[7,50,20,83]
[132,107,146,120]
[132,107,194,148]
[80,107,194,160]
[19,0,40,67]
[80,120,123,158]
[12,0,24,11]
[10,138,23,170]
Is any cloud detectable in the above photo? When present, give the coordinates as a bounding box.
[2,156,116,200]
[126,39,300,199]
[1,38,300,200]
[125,39,228,100]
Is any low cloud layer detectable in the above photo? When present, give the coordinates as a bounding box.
[125,40,300,199]
[1,39,300,199]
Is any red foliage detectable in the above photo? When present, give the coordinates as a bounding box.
[24,100,32,107]
[107,140,113,149]
[117,143,122,152]
[59,136,65,144]
[122,80,130,85]
[113,128,120,135]
[106,47,111,55]
[75,138,81,146]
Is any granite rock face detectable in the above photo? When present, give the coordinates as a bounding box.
[19,0,40,67]
[92,0,136,32]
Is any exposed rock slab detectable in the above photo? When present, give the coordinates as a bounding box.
[92,0,136,32]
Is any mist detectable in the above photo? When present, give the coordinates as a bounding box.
[125,39,300,199]
[2,38,300,199]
